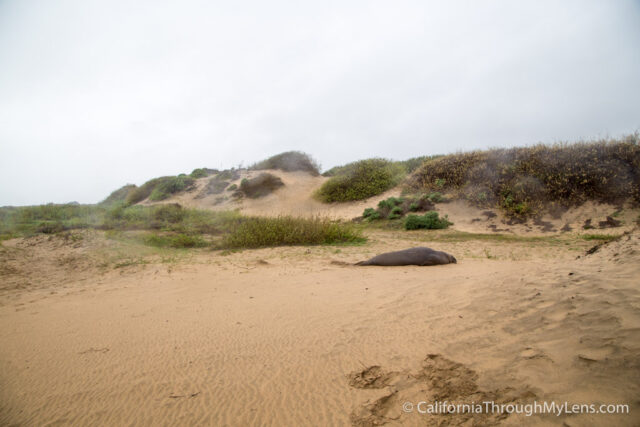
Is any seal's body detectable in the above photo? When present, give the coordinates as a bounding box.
[355,247,457,266]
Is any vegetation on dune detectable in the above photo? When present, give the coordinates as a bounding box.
[0,203,104,237]
[404,212,453,230]
[322,155,440,178]
[123,175,196,204]
[361,195,439,221]
[143,232,208,248]
[221,216,364,249]
[0,203,362,249]
[0,203,240,239]
[190,168,217,179]
[238,173,284,198]
[250,151,320,176]
[407,134,640,217]
[100,184,137,206]
[196,176,230,198]
[148,175,195,201]
[316,159,405,202]
[103,203,240,235]
[396,155,442,174]
[125,177,165,204]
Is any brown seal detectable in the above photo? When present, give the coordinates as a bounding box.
[355,247,457,266]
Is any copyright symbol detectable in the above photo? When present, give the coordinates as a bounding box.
[403,402,414,413]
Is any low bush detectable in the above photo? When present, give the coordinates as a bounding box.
[152,203,185,223]
[149,176,195,201]
[377,197,403,210]
[100,184,137,206]
[124,176,195,204]
[316,159,405,202]
[143,233,208,248]
[426,192,444,203]
[238,173,284,198]
[221,216,364,248]
[404,212,453,230]
[250,151,320,175]
[397,155,442,173]
[362,195,435,221]
[125,177,167,205]
[362,208,377,219]
[408,134,640,217]
[190,168,212,178]
[388,206,403,220]
[196,177,229,198]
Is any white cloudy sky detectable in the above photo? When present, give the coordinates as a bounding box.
[0,0,639,205]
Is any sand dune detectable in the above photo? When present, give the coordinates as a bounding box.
[149,169,640,237]
[1,225,639,425]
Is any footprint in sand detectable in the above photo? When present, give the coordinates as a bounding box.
[348,354,537,426]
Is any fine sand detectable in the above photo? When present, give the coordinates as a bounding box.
[1,174,640,426]
[1,226,639,426]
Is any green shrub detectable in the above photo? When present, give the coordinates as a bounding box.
[221,216,364,248]
[404,212,452,230]
[239,173,284,198]
[227,184,238,191]
[388,206,403,220]
[190,168,210,178]
[148,176,195,201]
[363,208,381,220]
[363,208,377,218]
[126,177,165,204]
[426,192,444,203]
[100,184,137,206]
[143,233,208,248]
[125,176,195,204]
[377,197,404,210]
[316,159,405,202]
[407,135,640,216]
[409,202,419,212]
[36,221,67,234]
[251,151,320,175]
[152,204,185,223]
[397,155,442,173]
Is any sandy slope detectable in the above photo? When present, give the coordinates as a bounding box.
[152,169,407,221]
[1,228,639,426]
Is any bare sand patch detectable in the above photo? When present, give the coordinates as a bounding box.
[1,228,639,425]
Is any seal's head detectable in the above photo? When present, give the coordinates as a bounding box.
[449,255,457,264]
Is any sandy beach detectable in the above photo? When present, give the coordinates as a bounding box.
[1,223,639,426]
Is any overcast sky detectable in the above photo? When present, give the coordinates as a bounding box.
[1,0,639,205]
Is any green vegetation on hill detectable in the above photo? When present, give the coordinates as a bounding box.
[397,155,442,174]
[362,195,440,221]
[221,216,364,248]
[408,135,640,217]
[250,151,320,176]
[316,158,405,202]
[124,175,196,204]
[404,212,452,230]
[0,203,362,249]
[100,184,137,206]
[238,173,284,198]
[148,176,195,201]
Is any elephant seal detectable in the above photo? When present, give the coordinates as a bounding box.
[355,247,457,266]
